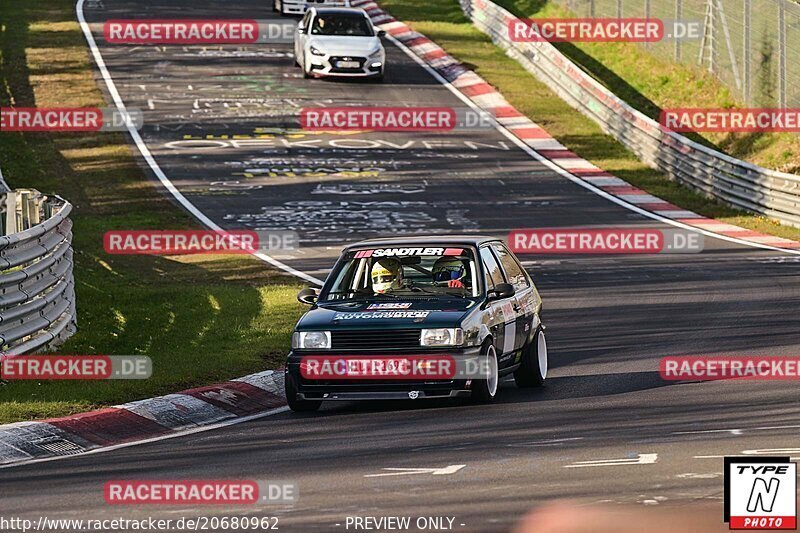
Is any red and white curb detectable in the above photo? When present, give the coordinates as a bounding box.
[353,0,800,254]
[0,371,286,467]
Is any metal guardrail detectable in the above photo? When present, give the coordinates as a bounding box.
[460,0,800,228]
[0,190,77,356]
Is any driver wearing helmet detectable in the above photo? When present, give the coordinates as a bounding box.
[371,258,403,294]
[432,257,468,289]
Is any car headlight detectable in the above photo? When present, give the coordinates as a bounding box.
[368,47,383,58]
[420,328,464,347]
[292,331,331,349]
[309,46,326,56]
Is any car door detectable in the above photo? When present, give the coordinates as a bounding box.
[491,242,541,359]
[479,246,515,367]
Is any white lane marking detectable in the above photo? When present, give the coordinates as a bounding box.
[564,453,658,468]
[0,406,290,470]
[506,437,584,447]
[673,428,744,436]
[696,448,800,461]
[383,31,800,257]
[742,448,800,460]
[75,0,323,285]
[676,472,722,479]
[364,464,466,477]
[676,425,800,436]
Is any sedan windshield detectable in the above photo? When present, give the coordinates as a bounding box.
[321,248,480,301]
[311,14,374,37]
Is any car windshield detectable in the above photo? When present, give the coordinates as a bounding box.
[320,247,481,301]
[310,13,374,36]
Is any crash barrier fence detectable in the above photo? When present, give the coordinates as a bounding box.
[552,0,800,110]
[0,189,77,356]
[460,0,800,228]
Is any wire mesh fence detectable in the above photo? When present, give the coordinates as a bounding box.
[555,0,800,108]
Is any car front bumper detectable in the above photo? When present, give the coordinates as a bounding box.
[306,53,384,78]
[286,346,482,401]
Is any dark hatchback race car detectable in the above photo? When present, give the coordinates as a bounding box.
[284,236,548,411]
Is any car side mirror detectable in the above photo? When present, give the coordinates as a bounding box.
[377,29,386,37]
[298,26,307,34]
[487,283,514,301]
[297,287,319,305]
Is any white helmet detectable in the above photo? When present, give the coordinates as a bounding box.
[371,258,403,293]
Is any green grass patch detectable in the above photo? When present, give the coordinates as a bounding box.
[380,0,800,241]
[0,0,306,424]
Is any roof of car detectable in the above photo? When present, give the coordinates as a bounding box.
[344,235,502,250]
[310,7,368,16]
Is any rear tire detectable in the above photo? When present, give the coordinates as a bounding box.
[285,373,322,412]
[514,327,547,388]
[471,341,499,403]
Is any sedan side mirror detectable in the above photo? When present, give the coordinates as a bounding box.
[487,283,514,301]
[377,29,386,37]
[297,287,320,305]
[298,26,307,34]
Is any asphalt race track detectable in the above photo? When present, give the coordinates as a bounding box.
[2,0,799,531]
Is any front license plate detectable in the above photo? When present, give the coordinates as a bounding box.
[336,60,359,69]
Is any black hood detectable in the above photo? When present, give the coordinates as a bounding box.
[297,299,477,330]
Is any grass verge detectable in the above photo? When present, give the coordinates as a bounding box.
[0,0,306,424]
[380,0,800,241]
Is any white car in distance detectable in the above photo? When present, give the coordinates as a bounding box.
[276,0,351,17]
[294,7,386,81]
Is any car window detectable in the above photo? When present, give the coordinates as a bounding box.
[492,243,529,291]
[310,13,374,36]
[320,247,480,301]
[480,247,505,291]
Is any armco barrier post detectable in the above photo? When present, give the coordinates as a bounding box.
[0,190,77,355]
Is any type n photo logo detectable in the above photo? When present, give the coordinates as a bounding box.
[724,457,797,530]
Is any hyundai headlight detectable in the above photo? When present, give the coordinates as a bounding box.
[420,328,464,347]
[292,331,331,349]
[309,46,326,56]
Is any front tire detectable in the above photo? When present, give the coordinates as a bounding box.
[514,327,547,388]
[285,373,322,412]
[471,341,499,403]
